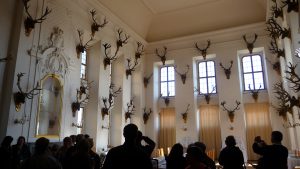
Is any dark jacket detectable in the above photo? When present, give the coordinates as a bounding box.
[218,146,244,169]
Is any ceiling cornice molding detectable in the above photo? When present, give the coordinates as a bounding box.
[146,22,267,53]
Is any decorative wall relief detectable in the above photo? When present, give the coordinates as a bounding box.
[195,40,211,60]
[174,65,189,84]
[155,46,167,65]
[22,0,52,36]
[101,84,122,120]
[220,61,233,79]
[143,107,152,124]
[76,30,94,58]
[181,104,190,123]
[14,73,41,112]
[143,73,153,88]
[90,10,108,36]
[248,84,262,102]
[125,98,135,121]
[242,33,257,54]
[220,100,241,123]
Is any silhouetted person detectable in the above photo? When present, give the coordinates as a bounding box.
[252,131,288,169]
[166,143,186,169]
[194,142,216,169]
[102,123,152,169]
[218,136,245,169]
[21,137,61,169]
[57,137,72,168]
[12,136,31,169]
[136,130,156,157]
[68,139,93,169]
[64,134,85,169]
[185,146,206,169]
[0,136,13,169]
[87,138,101,169]
[70,135,76,145]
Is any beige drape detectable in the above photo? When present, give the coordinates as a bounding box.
[158,108,176,154]
[245,103,272,161]
[199,105,221,160]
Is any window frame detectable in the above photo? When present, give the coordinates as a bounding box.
[197,60,217,95]
[241,53,266,91]
[160,65,175,97]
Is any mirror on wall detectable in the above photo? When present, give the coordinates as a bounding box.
[36,74,63,138]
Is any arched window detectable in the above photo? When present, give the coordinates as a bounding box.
[160,66,175,97]
[198,60,217,94]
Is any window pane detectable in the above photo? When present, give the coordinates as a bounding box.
[161,67,167,81]
[254,72,264,89]
[242,56,252,73]
[244,73,253,90]
[252,55,262,71]
[168,67,175,81]
[199,62,207,77]
[207,77,216,93]
[199,78,208,94]
[168,81,175,96]
[161,82,168,96]
[207,61,215,76]
[81,52,87,64]
[80,65,86,79]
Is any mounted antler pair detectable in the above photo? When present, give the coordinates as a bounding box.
[271,0,284,19]
[175,65,190,84]
[90,10,108,36]
[160,93,171,107]
[181,104,190,123]
[285,62,300,92]
[282,0,299,13]
[243,34,258,54]
[125,98,135,121]
[220,100,241,123]
[143,107,152,124]
[14,73,41,112]
[266,18,291,39]
[125,42,144,79]
[248,84,262,102]
[220,61,233,79]
[195,87,216,104]
[103,29,130,69]
[22,0,52,36]
[76,30,94,58]
[101,83,122,120]
[195,40,211,60]
[269,37,285,58]
[144,73,153,88]
[71,85,90,117]
[155,46,167,65]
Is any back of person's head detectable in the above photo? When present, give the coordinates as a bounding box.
[77,139,90,154]
[17,136,26,145]
[35,137,49,155]
[123,123,138,141]
[63,137,72,147]
[271,131,283,143]
[84,134,90,139]
[87,138,94,149]
[194,142,206,152]
[1,136,13,147]
[76,134,84,144]
[169,143,184,158]
[225,135,236,147]
[70,135,76,144]
[186,146,204,165]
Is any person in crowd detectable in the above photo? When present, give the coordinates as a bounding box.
[194,142,216,169]
[50,143,60,159]
[12,136,31,169]
[20,137,61,169]
[68,139,93,169]
[70,135,76,146]
[87,138,101,169]
[252,131,288,169]
[64,134,85,169]
[185,146,206,169]
[136,130,156,157]
[218,136,245,169]
[166,143,186,169]
[0,136,14,169]
[102,123,153,169]
[57,137,72,168]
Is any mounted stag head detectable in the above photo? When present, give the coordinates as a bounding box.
[271,0,284,18]
[269,38,285,58]
[103,43,117,70]
[78,81,93,100]
[155,46,167,65]
[22,0,52,36]
[76,30,93,58]
[116,29,130,49]
[101,84,122,120]
[90,10,108,36]
[71,88,89,117]
[248,84,262,102]
[126,58,139,79]
[285,62,300,92]
[143,73,153,88]
[143,107,152,124]
[220,60,233,79]
[175,65,190,84]
[125,98,135,121]
[243,34,258,54]
[282,0,299,13]
[14,73,41,112]
[195,87,216,104]
[273,82,294,120]
[266,57,281,75]
[220,100,241,123]
[195,40,211,60]
[181,104,190,123]
[266,18,291,39]
[135,42,145,60]
[160,93,170,107]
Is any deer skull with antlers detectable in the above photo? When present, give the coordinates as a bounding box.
[220,61,233,79]
[266,18,291,39]
[181,104,190,123]
[76,30,93,58]
[116,29,130,50]
[90,10,108,36]
[195,40,211,60]
[195,87,216,104]
[285,62,300,92]
[271,0,284,19]
[175,65,190,84]
[126,58,139,79]
[22,0,52,36]
[135,42,145,60]
[248,84,262,102]
[220,100,241,123]
[143,73,153,88]
[101,84,122,120]
[71,87,90,117]
[243,34,258,54]
[282,0,299,13]
[143,107,152,124]
[160,93,170,107]
[155,46,167,65]
[125,98,135,121]
[269,38,285,58]
[14,73,41,112]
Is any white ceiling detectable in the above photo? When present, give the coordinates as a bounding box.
[99,0,267,42]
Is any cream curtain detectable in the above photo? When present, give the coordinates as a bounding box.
[158,107,176,154]
[199,105,221,160]
[245,102,272,161]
